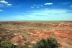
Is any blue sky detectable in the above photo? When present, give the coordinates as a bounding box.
[0,0,72,21]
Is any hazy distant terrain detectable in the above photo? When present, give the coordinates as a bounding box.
[0,21,72,48]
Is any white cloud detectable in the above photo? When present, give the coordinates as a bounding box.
[7,3,12,6]
[44,3,53,5]
[31,4,44,9]
[31,4,40,9]
[0,0,12,12]
[0,0,12,7]
[0,0,8,4]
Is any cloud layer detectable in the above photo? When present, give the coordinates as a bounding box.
[31,2,53,9]
[0,0,12,12]
[6,9,72,21]
[0,0,12,6]
[44,3,53,5]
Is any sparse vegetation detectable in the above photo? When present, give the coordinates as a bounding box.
[0,40,17,48]
[33,38,60,48]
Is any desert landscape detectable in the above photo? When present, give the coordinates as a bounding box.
[0,21,72,48]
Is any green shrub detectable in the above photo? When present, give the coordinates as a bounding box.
[33,38,60,48]
[0,40,17,48]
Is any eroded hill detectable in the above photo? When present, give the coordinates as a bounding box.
[0,21,72,48]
